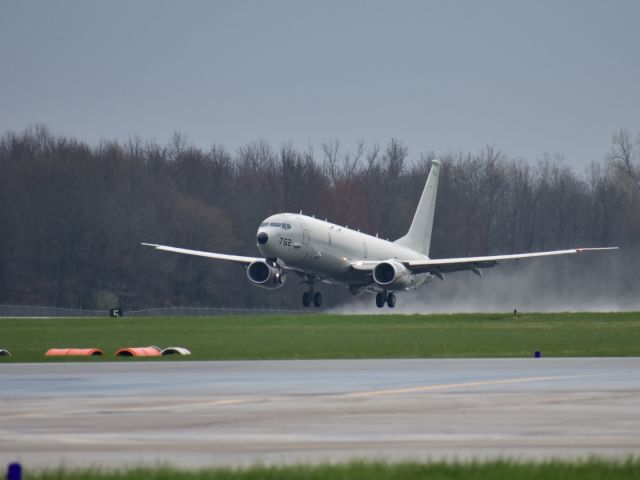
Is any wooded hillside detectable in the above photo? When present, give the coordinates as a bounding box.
[1,125,637,309]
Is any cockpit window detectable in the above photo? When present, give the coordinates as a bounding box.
[262,222,291,229]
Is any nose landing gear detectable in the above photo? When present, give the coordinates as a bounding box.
[375,292,397,308]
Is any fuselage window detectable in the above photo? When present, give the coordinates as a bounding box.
[284,223,291,230]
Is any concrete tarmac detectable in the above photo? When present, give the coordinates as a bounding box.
[1,358,640,468]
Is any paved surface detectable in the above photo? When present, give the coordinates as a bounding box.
[1,358,640,468]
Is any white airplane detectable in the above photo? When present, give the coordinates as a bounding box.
[143,160,618,308]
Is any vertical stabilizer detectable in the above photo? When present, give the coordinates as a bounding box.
[394,159,440,256]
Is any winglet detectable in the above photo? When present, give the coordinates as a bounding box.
[576,247,619,253]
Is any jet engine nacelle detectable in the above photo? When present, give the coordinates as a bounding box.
[247,260,286,289]
[372,260,413,289]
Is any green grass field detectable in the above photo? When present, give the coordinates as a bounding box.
[1,312,639,362]
[24,459,640,480]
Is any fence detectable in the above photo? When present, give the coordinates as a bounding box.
[0,305,303,317]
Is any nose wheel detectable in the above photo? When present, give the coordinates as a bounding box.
[302,291,323,308]
[376,292,397,308]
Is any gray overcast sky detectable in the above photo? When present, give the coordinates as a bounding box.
[1,0,639,167]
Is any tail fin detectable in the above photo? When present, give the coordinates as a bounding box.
[394,159,440,256]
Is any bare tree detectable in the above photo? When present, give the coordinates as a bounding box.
[608,129,640,187]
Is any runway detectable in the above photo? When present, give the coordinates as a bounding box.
[1,358,640,468]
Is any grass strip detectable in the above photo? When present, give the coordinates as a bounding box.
[1,312,639,362]
[27,458,640,480]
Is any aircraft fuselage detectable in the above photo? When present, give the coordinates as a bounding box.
[256,213,431,290]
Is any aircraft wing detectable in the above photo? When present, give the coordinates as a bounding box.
[406,247,619,274]
[351,247,619,275]
[141,243,262,264]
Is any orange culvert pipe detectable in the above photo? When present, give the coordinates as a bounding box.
[45,348,103,357]
[114,346,162,357]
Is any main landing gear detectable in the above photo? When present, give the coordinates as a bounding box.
[376,291,396,309]
[302,291,322,308]
[301,274,322,308]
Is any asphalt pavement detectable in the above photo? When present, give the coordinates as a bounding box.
[1,358,639,468]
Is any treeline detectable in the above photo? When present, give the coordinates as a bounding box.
[0,125,638,309]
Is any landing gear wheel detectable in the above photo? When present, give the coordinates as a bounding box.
[302,292,311,307]
[313,292,323,308]
[375,293,386,308]
[387,292,396,308]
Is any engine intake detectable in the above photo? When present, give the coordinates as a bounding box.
[373,260,413,289]
[247,260,286,289]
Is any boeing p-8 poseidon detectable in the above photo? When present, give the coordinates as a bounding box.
[143,160,617,308]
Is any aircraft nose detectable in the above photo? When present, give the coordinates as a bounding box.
[257,232,268,245]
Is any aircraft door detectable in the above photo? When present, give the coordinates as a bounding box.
[294,217,312,261]
[298,218,310,245]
